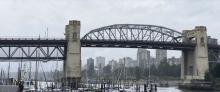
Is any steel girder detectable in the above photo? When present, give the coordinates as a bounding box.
[81,40,195,50]
[82,24,183,43]
[208,44,220,61]
[208,44,220,50]
[0,24,219,61]
[0,39,66,60]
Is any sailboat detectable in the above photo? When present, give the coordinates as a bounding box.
[19,61,35,91]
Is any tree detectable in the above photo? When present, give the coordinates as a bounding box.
[103,65,112,79]
[150,65,158,76]
[87,62,95,79]
[158,60,170,76]
[205,71,213,81]
[210,63,220,78]
[134,67,141,80]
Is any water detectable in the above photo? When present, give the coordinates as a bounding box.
[29,82,220,92]
[110,87,219,92]
[157,87,219,92]
[158,87,181,92]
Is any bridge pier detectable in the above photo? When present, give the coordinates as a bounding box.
[64,20,81,89]
[181,26,209,80]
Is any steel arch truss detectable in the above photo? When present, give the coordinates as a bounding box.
[81,24,189,50]
[0,46,65,60]
[82,24,183,43]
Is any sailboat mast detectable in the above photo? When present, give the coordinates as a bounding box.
[29,61,32,81]
[17,65,21,82]
[124,58,126,87]
[148,56,151,84]
[7,61,10,79]
[56,51,59,83]
[35,48,39,90]
[0,69,2,81]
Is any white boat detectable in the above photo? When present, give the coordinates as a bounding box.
[23,81,35,91]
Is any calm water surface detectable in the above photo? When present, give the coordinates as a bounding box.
[109,87,219,92]
[158,87,220,92]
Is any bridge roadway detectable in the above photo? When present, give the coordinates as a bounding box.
[0,38,218,60]
[0,38,219,50]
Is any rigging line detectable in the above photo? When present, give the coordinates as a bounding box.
[40,62,49,89]
[21,48,23,73]
[116,60,125,86]
[55,51,59,87]
[18,48,21,82]
[29,61,32,82]
[7,60,11,81]
[56,51,59,71]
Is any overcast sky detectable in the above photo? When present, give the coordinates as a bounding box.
[0,0,220,72]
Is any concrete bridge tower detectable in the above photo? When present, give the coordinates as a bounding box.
[64,20,81,88]
[181,26,209,80]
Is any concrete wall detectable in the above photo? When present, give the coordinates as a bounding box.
[194,26,209,79]
[64,20,81,80]
[181,26,209,80]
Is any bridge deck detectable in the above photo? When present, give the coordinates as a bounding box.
[81,40,195,50]
[0,38,218,60]
[0,38,219,49]
[0,38,66,46]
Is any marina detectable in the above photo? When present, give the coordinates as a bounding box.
[0,1,220,91]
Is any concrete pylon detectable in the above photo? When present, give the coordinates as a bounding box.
[181,26,209,80]
[64,20,81,89]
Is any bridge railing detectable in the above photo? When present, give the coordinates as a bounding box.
[0,37,65,40]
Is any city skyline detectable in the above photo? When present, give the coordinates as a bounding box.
[85,49,181,69]
[82,48,181,66]
[0,0,220,72]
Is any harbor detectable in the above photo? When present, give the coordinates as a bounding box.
[0,0,220,92]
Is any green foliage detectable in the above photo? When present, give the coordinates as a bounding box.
[103,65,112,79]
[213,64,220,78]
[209,63,220,79]
[134,67,141,80]
[87,62,95,79]
[158,61,170,76]
[154,61,181,79]
[205,71,212,81]
[150,65,158,76]
[83,60,181,80]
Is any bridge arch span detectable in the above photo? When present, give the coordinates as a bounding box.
[82,24,183,43]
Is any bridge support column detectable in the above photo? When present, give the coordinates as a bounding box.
[181,26,209,80]
[64,20,81,89]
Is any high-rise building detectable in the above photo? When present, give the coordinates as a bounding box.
[118,58,125,68]
[150,56,156,66]
[96,56,105,75]
[156,49,167,65]
[87,58,94,70]
[207,36,218,45]
[137,48,150,69]
[207,36,218,61]
[87,58,95,78]
[125,57,136,67]
[167,56,181,65]
[108,59,117,70]
[118,57,136,68]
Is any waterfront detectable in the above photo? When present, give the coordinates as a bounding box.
[0,0,220,91]
[91,87,220,92]
[156,87,220,92]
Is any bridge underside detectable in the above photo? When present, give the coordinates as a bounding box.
[81,40,194,50]
[0,24,219,61]
[0,39,66,60]
[0,39,218,60]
